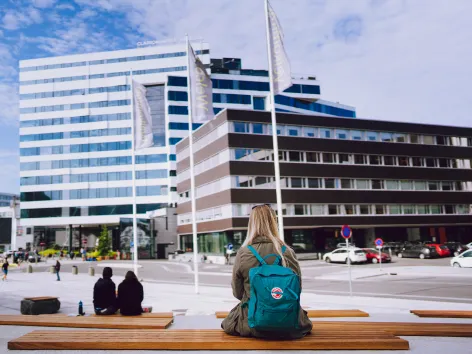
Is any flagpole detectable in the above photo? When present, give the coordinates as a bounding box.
[130,70,139,277]
[186,34,200,294]
[264,0,285,241]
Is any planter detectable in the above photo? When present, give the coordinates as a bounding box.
[105,256,110,260]
[97,256,103,261]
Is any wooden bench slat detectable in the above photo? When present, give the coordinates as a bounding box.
[23,297,59,302]
[8,329,409,350]
[314,321,472,337]
[216,309,369,319]
[91,312,174,318]
[0,315,171,329]
[410,310,472,319]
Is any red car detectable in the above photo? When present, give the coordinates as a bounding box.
[425,243,451,257]
[362,248,391,264]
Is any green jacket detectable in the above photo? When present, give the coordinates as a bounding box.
[221,236,313,339]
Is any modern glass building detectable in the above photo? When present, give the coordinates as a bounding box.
[0,193,17,207]
[18,41,355,256]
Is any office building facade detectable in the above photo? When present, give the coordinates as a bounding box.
[176,109,472,254]
[19,41,354,256]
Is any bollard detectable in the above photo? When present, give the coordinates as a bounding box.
[27,265,33,273]
[318,252,322,260]
[49,266,55,273]
[88,267,95,276]
[72,265,78,275]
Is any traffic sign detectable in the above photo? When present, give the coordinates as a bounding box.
[341,225,352,239]
[130,241,134,247]
[374,238,384,247]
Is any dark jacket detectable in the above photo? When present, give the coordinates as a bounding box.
[118,278,143,316]
[55,262,61,271]
[2,263,8,271]
[221,236,313,339]
[93,278,117,310]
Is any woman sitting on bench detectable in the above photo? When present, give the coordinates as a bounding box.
[118,271,143,316]
[222,204,312,339]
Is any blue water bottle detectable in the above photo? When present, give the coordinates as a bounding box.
[78,301,83,316]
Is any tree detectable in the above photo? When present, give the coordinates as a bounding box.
[97,225,111,256]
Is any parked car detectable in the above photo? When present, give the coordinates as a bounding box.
[423,243,451,257]
[465,242,472,250]
[27,254,41,262]
[398,245,439,259]
[323,248,367,264]
[383,242,404,255]
[450,249,472,268]
[336,242,356,249]
[443,242,466,256]
[362,248,391,264]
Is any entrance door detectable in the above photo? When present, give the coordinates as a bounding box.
[157,244,167,259]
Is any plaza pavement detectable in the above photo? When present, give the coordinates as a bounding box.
[1,269,472,353]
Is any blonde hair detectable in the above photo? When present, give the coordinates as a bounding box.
[243,205,287,266]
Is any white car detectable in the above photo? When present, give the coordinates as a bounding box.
[465,242,472,250]
[323,248,367,264]
[450,249,472,268]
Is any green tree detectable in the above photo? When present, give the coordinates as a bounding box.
[97,225,111,256]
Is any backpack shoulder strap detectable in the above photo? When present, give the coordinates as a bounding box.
[247,245,267,265]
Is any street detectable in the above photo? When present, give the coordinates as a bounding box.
[18,256,472,304]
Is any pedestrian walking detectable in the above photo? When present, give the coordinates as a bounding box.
[2,259,8,281]
[55,260,61,281]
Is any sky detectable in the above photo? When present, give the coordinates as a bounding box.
[1,0,472,194]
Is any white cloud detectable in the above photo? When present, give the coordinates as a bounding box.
[32,0,57,8]
[56,3,76,11]
[0,149,19,194]
[2,7,43,30]
[0,83,18,126]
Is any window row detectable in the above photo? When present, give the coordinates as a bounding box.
[20,141,131,156]
[20,99,130,114]
[20,185,167,202]
[20,169,168,186]
[20,128,131,142]
[19,85,130,100]
[20,154,167,171]
[19,50,209,73]
[232,121,472,147]
[177,149,232,183]
[168,122,203,131]
[19,113,131,128]
[232,149,472,169]
[168,105,222,116]
[234,176,468,191]
[20,203,165,219]
[168,91,252,105]
[275,95,356,118]
[233,204,471,217]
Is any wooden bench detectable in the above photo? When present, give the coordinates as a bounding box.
[410,310,472,319]
[91,312,174,318]
[8,329,409,350]
[313,321,472,337]
[0,315,171,329]
[216,309,369,319]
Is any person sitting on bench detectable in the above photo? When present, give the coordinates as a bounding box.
[93,267,117,315]
[118,271,143,316]
[222,204,312,339]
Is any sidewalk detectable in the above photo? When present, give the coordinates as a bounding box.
[1,272,472,353]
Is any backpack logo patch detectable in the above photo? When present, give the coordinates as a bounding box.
[271,287,283,300]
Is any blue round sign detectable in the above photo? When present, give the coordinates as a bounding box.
[341,225,352,239]
[375,238,384,247]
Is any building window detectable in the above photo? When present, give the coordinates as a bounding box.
[417,205,429,214]
[344,205,356,215]
[425,158,437,167]
[322,153,335,163]
[294,205,305,215]
[423,135,435,145]
[325,178,336,189]
[252,123,265,134]
[441,181,454,191]
[412,157,424,167]
[306,152,319,163]
[328,205,338,215]
[384,156,396,166]
[359,205,371,215]
[438,158,451,168]
[389,205,401,214]
[354,154,367,165]
[288,126,300,137]
[400,180,413,190]
[410,135,420,144]
[386,180,399,190]
[398,157,410,166]
[253,97,265,111]
[311,205,324,215]
[428,181,440,191]
[403,205,416,214]
[307,178,321,188]
[320,128,332,139]
[394,133,407,143]
[366,131,378,141]
[303,127,316,137]
[351,130,363,140]
[356,179,370,189]
[430,205,442,214]
[336,129,348,139]
[255,176,270,187]
[291,178,304,188]
[340,179,352,189]
[288,151,302,162]
[415,181,427,190]
[375,205,385,215]
[369,155,381,165]
[338,154,350,164]
[381,132,393,142]
[234,122,250,133]
[444,205,455,214]
[372,180,384,189]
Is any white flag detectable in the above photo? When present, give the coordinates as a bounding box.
[267,1,292,94]
[132,80,153,150]
[188,43,214,123]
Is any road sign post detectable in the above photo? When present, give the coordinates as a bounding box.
[341,225,353,297]
[375,238,384,271]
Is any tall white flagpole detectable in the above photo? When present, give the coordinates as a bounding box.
[264,0,285,241]
[130,70,139,277]
[186,34,200,294]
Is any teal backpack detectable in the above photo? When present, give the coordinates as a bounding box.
[246,245,301,331]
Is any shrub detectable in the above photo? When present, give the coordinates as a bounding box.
[97,226,111,256]
[39,249,58,257]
